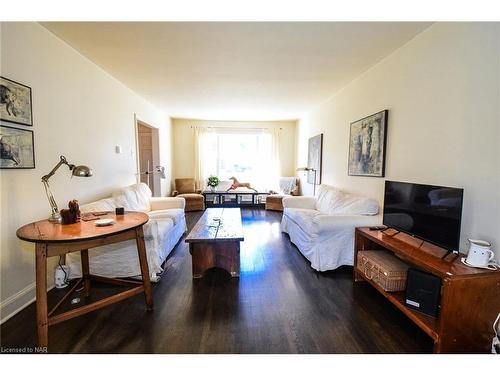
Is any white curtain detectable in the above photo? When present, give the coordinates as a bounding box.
[193,126,216,190]
[257,128,281,192]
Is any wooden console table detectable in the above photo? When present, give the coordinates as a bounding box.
[185,208,244,278]
[354,227,500,353]
[16,212,153,350]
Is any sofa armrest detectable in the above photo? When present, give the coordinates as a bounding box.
[314,214,382,234]
[282,196,316,209]
[150,197,185,211]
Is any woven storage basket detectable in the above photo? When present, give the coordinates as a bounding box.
[357,251,409,292]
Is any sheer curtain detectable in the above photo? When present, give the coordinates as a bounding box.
[193,126,216,190]
[256,128,280,192]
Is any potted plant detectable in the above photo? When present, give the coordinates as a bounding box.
[207,175,220,192]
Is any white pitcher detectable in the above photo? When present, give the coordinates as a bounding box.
[466,239,495,267]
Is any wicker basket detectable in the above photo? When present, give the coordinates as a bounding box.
[357,251,409,292]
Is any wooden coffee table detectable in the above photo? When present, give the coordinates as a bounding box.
[185,208,244,278]
[16,211,153,350]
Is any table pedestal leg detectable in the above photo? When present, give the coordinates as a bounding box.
[135,227,153,310]
[80,249,91,297]
[35,243,48,349]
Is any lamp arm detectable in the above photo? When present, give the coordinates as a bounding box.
[42,178,59,214]
[41,155,74,182]
[41,155,75,217]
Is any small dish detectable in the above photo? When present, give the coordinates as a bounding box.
[95,218,114,227]
[461,257,498,271]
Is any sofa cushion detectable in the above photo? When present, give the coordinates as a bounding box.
[313,214,381,234]
[80,198,117,213]
[284,208,325,234]
[331,193,379,215]
[177,193,203,200]
[315,184,379,216]
[315,185,345,214]
[112,183,152,212]
[279,177,297,195]
[148,208,184,225]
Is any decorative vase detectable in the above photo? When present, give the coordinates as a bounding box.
[210,185,216,192]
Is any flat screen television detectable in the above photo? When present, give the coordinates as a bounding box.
[383,181,464,252]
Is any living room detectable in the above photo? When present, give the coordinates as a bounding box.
[1,1,499,373]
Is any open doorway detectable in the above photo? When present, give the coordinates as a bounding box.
[135,118,160,196]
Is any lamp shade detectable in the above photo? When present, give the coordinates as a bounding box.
[72,165,93,177]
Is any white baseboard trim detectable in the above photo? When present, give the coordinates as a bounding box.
[0,282,54,324]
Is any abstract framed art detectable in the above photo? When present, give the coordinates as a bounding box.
[348,110,388,177]
[0,76,33,127]
[307,133,323,184]
[0,124,35,169]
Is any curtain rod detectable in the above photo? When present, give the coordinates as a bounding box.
[189,126,282,130]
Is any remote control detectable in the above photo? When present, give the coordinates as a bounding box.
[369,226,387,231]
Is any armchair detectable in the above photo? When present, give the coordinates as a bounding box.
[265,176,300,211]
[172,178,204,211]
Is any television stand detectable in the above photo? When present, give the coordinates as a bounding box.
[380,227,400,237]
[441,250,460,260]
[354,227,500,353]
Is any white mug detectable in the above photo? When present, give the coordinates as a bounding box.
[466,239,495,267]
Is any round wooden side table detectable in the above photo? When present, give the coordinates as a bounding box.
[16,211,153,350]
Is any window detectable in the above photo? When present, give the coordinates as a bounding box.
[199,129,279,191]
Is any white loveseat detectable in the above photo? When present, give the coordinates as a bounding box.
[281,184,381,271]
[67,183,186,281]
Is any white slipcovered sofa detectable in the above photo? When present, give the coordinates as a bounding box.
[281,184,381,271]
[67,183,186,281]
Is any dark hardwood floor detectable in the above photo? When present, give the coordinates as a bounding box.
[0,208,432,353]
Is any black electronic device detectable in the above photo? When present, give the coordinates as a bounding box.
[405,268,442,317]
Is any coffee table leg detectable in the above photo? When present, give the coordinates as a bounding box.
[80,249,91,297]
[135,226,153,310]
[35,243,48,349]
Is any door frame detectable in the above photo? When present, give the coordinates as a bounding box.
[134,114,161,196]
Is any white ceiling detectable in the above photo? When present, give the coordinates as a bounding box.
[42,22,431,121]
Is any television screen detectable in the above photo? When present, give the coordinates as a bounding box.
[383,181,464,251]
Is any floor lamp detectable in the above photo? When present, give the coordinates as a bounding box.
[296,167,317,196]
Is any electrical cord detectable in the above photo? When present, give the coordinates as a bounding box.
[493,313,500,354]
[57,255,68,284]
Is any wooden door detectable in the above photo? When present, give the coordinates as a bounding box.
[137,123,154,195]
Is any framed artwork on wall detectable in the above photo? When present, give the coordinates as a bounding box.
[0,124,35,169]
[348,110,388,177]
[307,133,323,184]
[0,76,33,127]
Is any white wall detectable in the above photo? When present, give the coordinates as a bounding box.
[0,22,172,322]
[172,118,297,182]
[297,23,500,256]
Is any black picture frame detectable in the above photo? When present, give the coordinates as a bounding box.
[0,124,35,169]
[348,109,388,177]
[0,76,34,127]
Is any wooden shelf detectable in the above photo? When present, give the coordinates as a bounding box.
[354,268,439,341]
[354,227,500,353]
